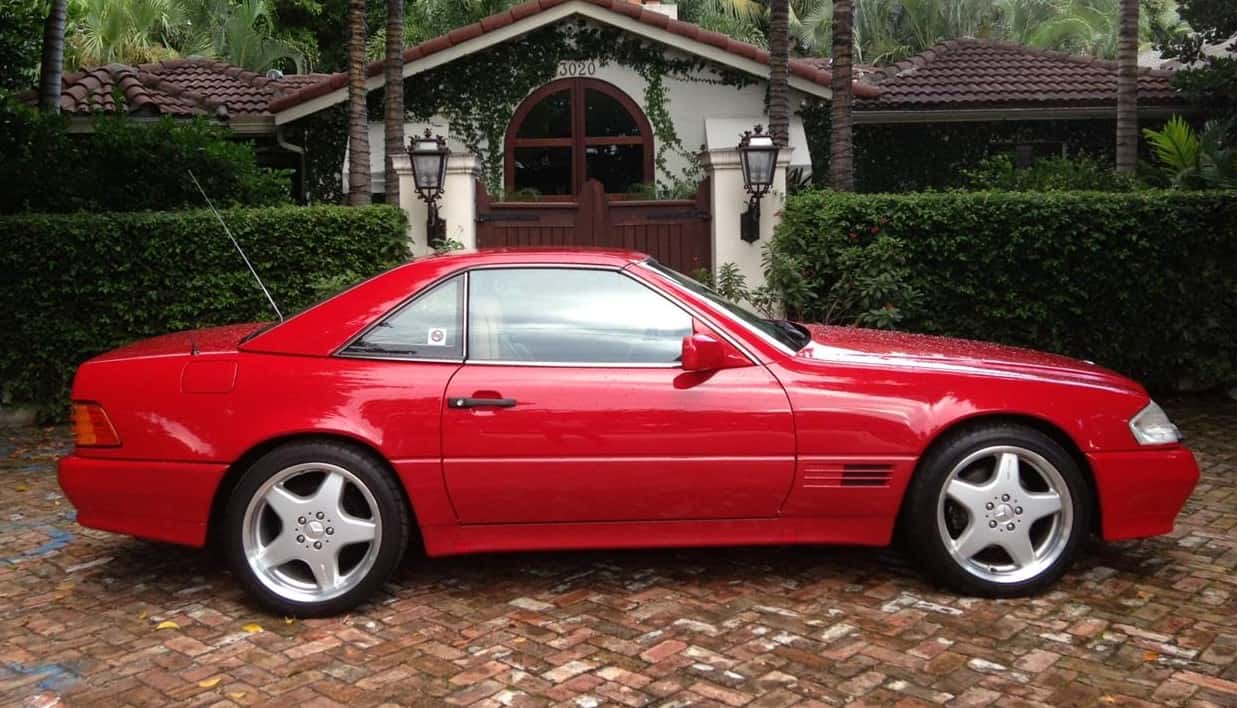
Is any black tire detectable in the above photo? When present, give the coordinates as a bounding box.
[902,424,1091,597]
[223,441,409,617]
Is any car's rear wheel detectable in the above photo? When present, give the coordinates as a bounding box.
[224,441,408,616]
[903,424,1091,596]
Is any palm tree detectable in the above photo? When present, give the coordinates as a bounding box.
[63,0,303,73]
[383,0,404,206]
[831,0,854,191]
[64,0,185,69]
[39,0,69,112]
[704,0,1174,63]
[347,0,371,205]
[1116,0,1138,173]
[768,0,791,147]
[366,0,524,60]
[182,0,305,73]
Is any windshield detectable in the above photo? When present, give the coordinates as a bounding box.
[641,260,810,352]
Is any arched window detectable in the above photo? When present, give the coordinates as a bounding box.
[505,78,654,198]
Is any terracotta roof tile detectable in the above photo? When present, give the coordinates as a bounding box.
[480,11,516,32]
[50,59,333,121]
[510,1,542,21]
[268,0,875,114]
[858,38,1186,110]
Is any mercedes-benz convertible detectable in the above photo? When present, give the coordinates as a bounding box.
[59,249,1198,615]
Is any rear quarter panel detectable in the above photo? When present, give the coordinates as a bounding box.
[72,352,461,527]
[74,353,456,463]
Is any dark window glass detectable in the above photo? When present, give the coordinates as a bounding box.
[513,147,573,195]
[346,276,463,359]
[468,268,692,364]
[516,90,571,138]
[585,144,645,194]
[585,89,640,137]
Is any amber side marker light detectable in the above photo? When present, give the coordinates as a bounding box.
[72,402,121,447]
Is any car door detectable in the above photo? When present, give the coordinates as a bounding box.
[440,266,796,524]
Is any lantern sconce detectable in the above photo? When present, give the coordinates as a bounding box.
[736,124,780,243]
[407,128,450,245]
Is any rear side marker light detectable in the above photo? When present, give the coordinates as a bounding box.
[72,402,121,447]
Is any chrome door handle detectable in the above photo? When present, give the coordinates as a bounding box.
[448,397,518,409]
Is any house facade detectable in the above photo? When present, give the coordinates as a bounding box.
[264,0,866,283]
[42,0,1200,283]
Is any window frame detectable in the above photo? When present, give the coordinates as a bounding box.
[462,265,695,369]
[335,263,762,370]
[504,78,655,199]
[335,273,468,363]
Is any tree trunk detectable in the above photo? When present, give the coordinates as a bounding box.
[830,0,855,192]
[38,0,68,113]
[1115,0,1139,174]
[383,0,404,206]
[768,0,790,148]
[347,0,372,205]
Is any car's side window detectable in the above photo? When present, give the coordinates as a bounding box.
[344,275,464,360]
[468,268,692,365]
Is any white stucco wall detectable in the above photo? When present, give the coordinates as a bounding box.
[338,20,819,289]
[347,118,460,196]
[351,41,814,194]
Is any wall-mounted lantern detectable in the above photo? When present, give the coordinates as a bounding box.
[736,124,779,243]
[408,128,450,244]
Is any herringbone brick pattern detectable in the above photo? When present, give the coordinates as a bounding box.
[1,397,1233,706]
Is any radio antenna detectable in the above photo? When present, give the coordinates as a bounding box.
[189,170,284,322]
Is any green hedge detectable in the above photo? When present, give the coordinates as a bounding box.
[0,98,291,214]
[770,190,1237,391]
[0,206,409,413]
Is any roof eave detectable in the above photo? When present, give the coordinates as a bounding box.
[271,0,843,125]
[852,103,1202,125]
[63,112,274,135]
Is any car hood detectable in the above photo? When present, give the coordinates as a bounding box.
[796,324,1141,392]
[88,323,265,363]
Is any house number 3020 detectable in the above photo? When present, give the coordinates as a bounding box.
[557,61,597,77]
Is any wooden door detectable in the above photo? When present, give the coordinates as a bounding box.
[475,179,711,274]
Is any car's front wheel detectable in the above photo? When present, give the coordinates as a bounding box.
[224,441,409,616]
[904,424,1091,596]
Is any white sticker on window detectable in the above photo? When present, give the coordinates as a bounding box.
[426,328,449,346]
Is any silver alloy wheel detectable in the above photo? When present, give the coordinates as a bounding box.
[935,445,1073,584]
[241,462,382,604]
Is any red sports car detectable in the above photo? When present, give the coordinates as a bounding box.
[59,249,1198,616]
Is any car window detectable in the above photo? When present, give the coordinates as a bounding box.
[468,268,692,364]
[642,260,807,352]
[344,275,464,359]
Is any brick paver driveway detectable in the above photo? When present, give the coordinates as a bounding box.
[1,397,1234,707]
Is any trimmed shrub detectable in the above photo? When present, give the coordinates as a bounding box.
[961,154,1141,192]
[0,97,291,214]
[0,206,409,414]
[770,190,1237,391]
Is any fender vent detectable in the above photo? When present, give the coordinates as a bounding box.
[803,463,894,488]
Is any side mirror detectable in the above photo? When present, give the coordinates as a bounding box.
[681,333,748,372]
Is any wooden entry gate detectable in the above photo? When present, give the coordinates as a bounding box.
[475,179,712,274]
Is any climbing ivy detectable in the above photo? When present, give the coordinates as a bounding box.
[365,19,756,196]
[639,69,703,199]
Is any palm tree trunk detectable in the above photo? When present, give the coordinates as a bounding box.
[830,0,855,191]
[1115,0,1138,174]
[383,0,405,206]
[347,0,372,206]
[38,0,68,113]
[768,0,790,148]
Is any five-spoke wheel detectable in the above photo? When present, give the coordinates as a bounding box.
[225,442,408,616]
[905,425,1090,596]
